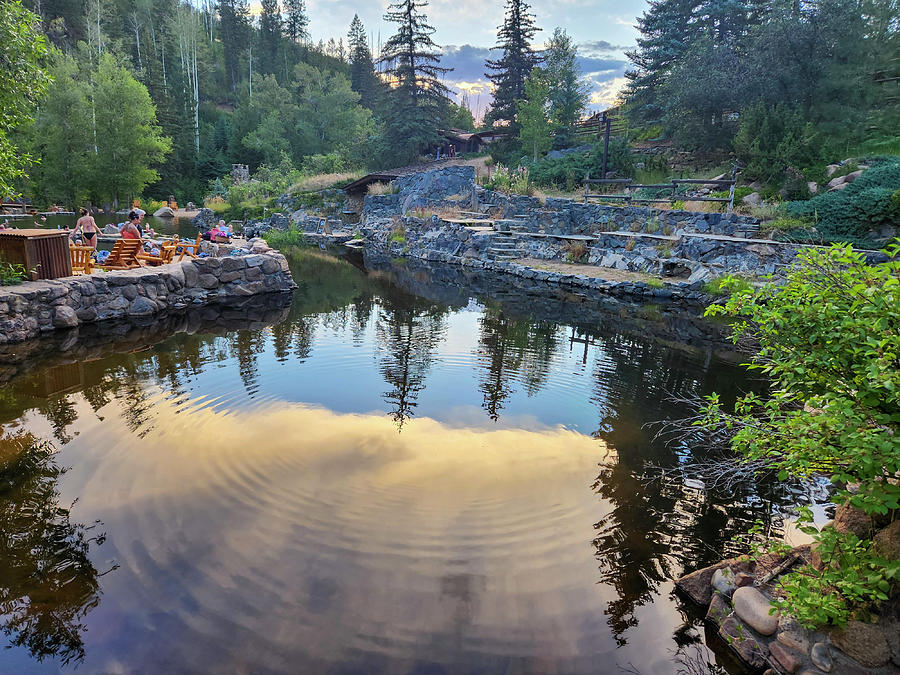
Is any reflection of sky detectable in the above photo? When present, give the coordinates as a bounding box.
[7,397,698,674]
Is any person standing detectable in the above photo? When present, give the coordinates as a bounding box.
[73,208,99,249]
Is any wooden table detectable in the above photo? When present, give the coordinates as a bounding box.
[0,229,72,279]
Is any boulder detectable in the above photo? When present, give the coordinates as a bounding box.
[153,206,175,218]
[712,567,738,596]
[830,620,890,668]
[833,503,875,538]
[873,519,900,561]
[807,182,818,194]
[191,207,217,228]
[732,586,779,635]
[826,175,847,190]
[706,592,731,625]
[103,223,119,234]
[675,557,749,606]
[777,615,809,653]
[52,305,78,328]
[826,164,840,177]
[127,296,156,317]
[742,192,761,207]
[842,169,864,184]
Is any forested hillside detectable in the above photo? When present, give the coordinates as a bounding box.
[9,0,475,206]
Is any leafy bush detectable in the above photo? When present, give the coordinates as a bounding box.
[479,164,534,195]
[0,257,30,285]
[781,159,900,246]
[702,275,752,296]
[300,153,346,175]
[564,241,588,263]
[702,245,900,627]
[646,277,664,288]
[529,139,635,188]
[263,225,306,250]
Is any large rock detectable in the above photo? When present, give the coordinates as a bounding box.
[810,642,833,672]
[153,206,175,218]
[191,207,218,228]
[675,557,749,606]
[719,616,769,670]
[127,295,156,317]
[830,620,890,668]
[873,519,900,560]
[52,305,78,328]
[769,641,802,673]
[742,192,761,206]
[833,503,875,538]
[732,586,779,636]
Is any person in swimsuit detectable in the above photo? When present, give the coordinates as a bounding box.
[74,208,99,249]
[121,212,142,240]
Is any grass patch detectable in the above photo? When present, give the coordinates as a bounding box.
[390,223,406,244]
[646,277,665,289]
[291,171,363,192]
[263,225,306,251]
[367,181,397,196]
[702,275,753,296]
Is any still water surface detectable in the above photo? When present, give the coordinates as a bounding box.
[0,252,792,674]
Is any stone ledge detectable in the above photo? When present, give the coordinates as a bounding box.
[0,252,296,344]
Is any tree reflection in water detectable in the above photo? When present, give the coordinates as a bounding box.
[0,432,111,665]
[375,286,448,429]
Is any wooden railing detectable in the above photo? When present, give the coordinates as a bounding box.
[584,167,739,213]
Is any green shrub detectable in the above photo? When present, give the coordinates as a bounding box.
[781,159,900,246]
[390,224,406,243]
[263,225,306,250]
[0,257,30,285]
[768,217,811,232]
[702,245,900,627]
[702,275,752,296]
[646,277,664,288]
[529,138,635,188]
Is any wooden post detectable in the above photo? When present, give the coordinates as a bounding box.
[727,163,738,214]
[584,171,590,203]
[601,111,611,178]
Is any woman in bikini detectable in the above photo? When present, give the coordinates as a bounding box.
[74,208,99,249]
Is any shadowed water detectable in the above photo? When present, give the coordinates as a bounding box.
[0,251,799,674]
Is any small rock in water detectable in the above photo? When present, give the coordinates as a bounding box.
[735,572,755,587]
[732,586,779,635]
[769,641,802,673]
[712,567,738,596]
[810,642,832,672]
[777,615,810,653]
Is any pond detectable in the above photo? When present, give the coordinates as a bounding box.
[0,251,804,674]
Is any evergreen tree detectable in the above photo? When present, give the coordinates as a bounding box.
[379,0,452,164]
[484,0,540,128]
[283,0,308,44]
[347,14,379,109]
[218,0,249,91]
[544,27,588,148]
[624,0,700,124]
[257,0,282,75]
[517,68,551,162]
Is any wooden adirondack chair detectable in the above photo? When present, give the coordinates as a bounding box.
[176,233,202,261]
[69,244,95,275]
[99,239,143,270]
[138,241,178,266]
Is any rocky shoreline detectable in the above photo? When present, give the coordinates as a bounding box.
[675,507,899,674]
[0,245,296,344]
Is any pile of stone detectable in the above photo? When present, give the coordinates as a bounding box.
[675,508,900,674]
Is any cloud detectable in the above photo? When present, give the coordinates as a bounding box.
[588,76,628,108]
[578,40,630,56]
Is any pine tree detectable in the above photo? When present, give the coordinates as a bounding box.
[379,0,452,164]
[257,0,281,75]
[283,0,307,43]
[218,0,249,91]
[347,14,379,109]
[484,0,539,128]
[624,0,700,124]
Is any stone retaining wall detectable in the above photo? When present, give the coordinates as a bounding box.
[0,251,296,344]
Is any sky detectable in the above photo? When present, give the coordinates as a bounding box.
[257,0,649,117]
